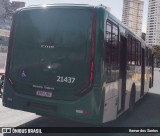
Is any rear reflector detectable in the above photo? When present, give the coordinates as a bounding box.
[76,110,91,115]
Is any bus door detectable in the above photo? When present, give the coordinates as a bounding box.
[141,48,145,96]
[118,35,127,112]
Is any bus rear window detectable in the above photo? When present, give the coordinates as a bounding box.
[9,7,92,88]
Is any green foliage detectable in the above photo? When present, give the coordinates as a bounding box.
[152,45,160,57]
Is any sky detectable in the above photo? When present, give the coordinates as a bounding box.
[10,0,148,33]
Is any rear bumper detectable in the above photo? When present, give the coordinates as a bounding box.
[2,80,104,124]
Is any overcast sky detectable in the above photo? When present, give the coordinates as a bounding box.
[10,0,148,33]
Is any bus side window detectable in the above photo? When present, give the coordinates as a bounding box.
[105,21,119,83]
[128,37,141,66]
[135,40,138,65]
[136,41,141,66]
[111,25,119,81]
[139,42,141,65]
[128,35,132,65]
[105,21,112,82]
[112,25,119,65]
[132,38,136,65]
[146,48,149,66]
[150,49,152,66]
[149,49,152,66]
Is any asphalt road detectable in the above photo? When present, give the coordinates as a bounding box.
[0,52,160,136]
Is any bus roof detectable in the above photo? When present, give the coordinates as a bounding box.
[16,4,153,50]
[18,3,96,10]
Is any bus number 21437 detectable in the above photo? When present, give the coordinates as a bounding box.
[57,76,75,84]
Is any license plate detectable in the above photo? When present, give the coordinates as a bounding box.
[36,90,52,98]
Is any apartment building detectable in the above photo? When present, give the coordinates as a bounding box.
[122,0,144,37]
[146,0,160,46]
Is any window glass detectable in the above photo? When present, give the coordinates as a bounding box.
[138,42,141,65]
[128,35,132,65]
[132,38,136,65]
[105,22,112,65]
[149,49,152,66]
[135,40,139,65]
[112,25,118,64]
[146,48,149,66]
[105,21,119,83]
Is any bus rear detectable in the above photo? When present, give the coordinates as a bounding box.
[3,5,101,123]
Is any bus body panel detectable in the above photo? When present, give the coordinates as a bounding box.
[3,4,154,124]
[3,79,105,124]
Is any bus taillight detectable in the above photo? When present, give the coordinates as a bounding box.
[76,9,96,96]
[76,109,91,115]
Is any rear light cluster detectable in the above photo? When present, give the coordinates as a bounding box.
[76,109,91,115]
[76,9,96,96]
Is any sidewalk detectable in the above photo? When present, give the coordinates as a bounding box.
[149,68,160,94]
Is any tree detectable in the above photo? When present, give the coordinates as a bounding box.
[0,0,16,31]
[152,45,160,57]
[152,45,160,67]
[0,0,11,20]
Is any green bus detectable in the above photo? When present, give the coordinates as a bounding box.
[3,4,154,124]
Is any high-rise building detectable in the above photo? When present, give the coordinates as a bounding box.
[146,0,160,46]
[122,0,144,37]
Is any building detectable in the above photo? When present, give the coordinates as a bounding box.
[122,0,144,37]
[0,29,9,37]
[11,1,25,10]
[146,0,160,46]
[0,29,10,52]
